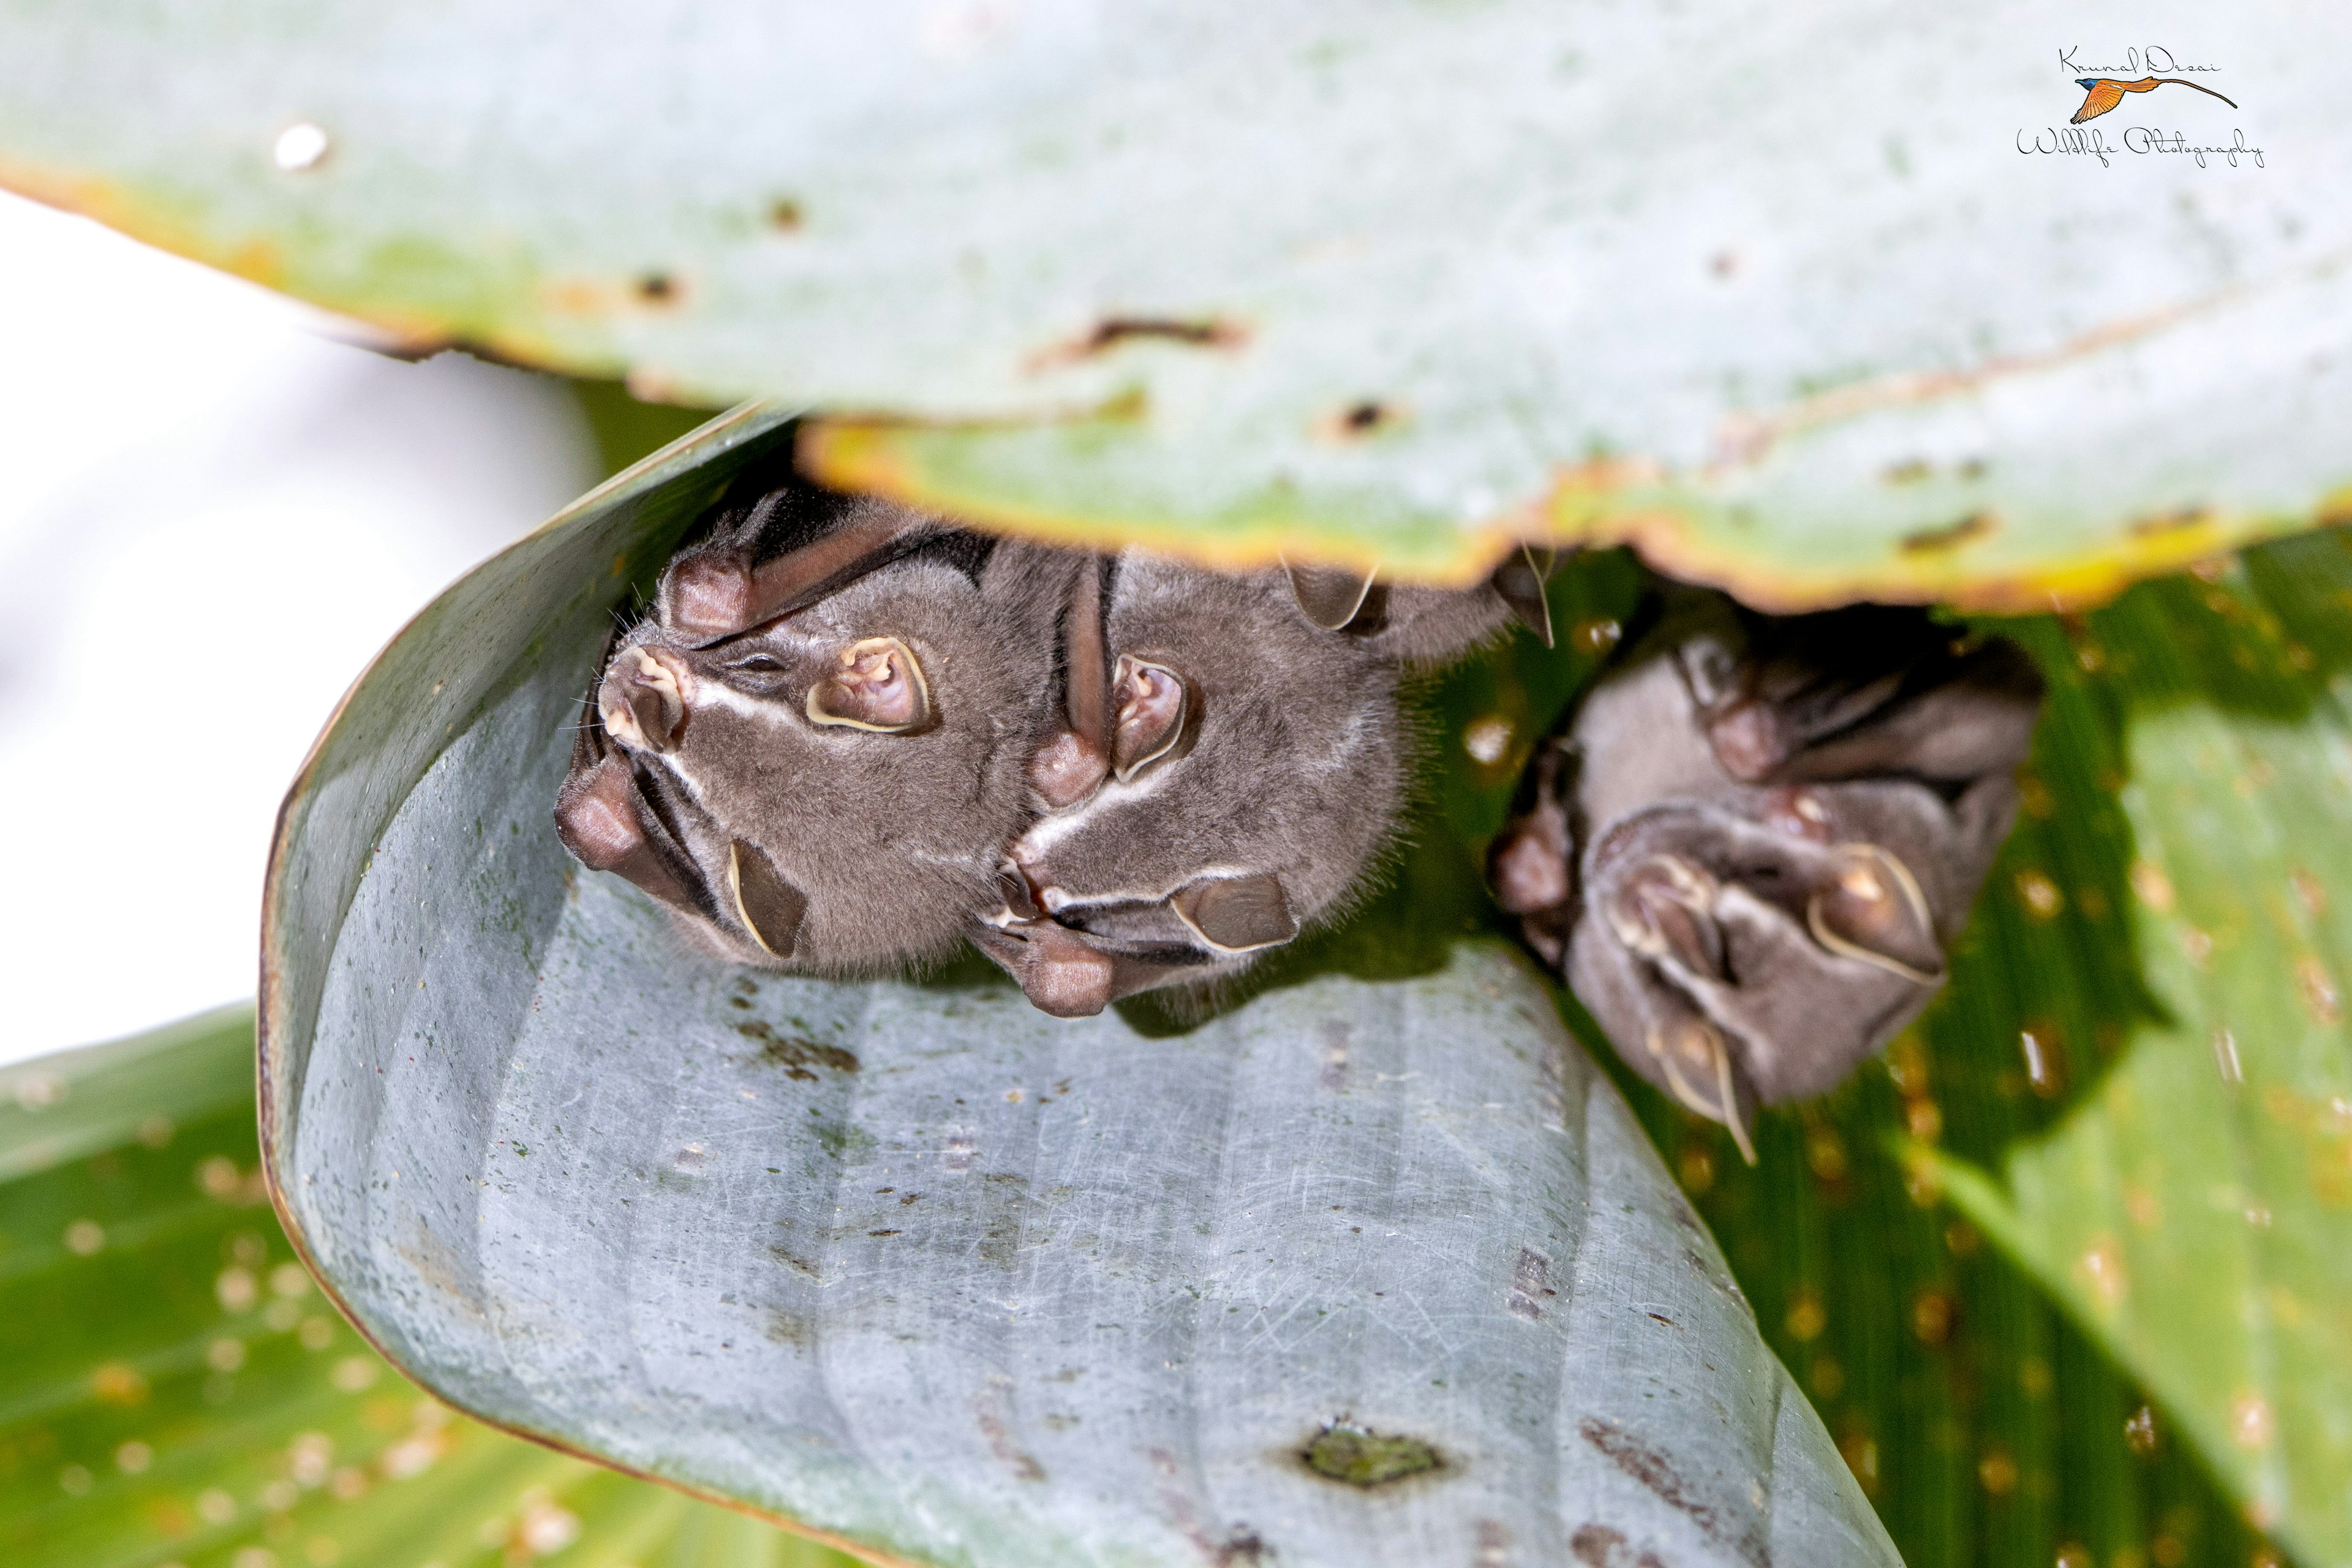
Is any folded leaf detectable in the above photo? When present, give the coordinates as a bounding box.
[259,412,1896,1566]
[1,5,2342,602]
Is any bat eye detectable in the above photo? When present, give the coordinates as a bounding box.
[807,636,932,733]
[1111,655,1197,780]
[727,653,788,675]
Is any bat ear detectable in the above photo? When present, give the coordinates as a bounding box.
[1169,873,1298,954]
[807,637,933,733]
[725,839,807,958]
[1488,545,1556,647]
[1284,556,1381,631]
[1807,843,1943,984]
[1111,656,1198,780]
[972,921,1117,1018]
[1031,554,1114,807]
[553,754,703,915]
[1641,1015,1759,1166]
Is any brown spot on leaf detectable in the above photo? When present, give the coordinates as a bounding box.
[974,1394,1047,1482]
[1029,314,1248,370]
[1577,1417,1764,1565]
[1314,399,1408,440]
[736,1020,858,1077]
[1899,512,1994,554]
[1507,1247,1557,1321]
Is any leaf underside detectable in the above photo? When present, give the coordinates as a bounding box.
[258,412,1894,1567]
[0,3,2345,604]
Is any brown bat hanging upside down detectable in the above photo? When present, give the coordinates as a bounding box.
[555,473,1553,1009]
[555,472,1076,973]
[1488,592,2043,1159]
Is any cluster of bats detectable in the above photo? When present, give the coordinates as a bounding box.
[556,467,2043,1154]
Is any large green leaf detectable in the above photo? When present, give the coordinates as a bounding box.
[1901,537,2352,1567]
[2,4,2343,603]
[0,1008,859,1568]
[258,410,1894,1566]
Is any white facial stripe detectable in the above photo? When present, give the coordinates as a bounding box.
[1014,763,1178,860]
[689,682,794,725]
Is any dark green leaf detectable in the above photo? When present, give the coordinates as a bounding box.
[1916,536,2352,1568]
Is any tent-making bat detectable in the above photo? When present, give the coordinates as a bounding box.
[1488,592,2044,1159]
[555,472,1072,973]
[973,549,1555,1017]
[554,467,1555,1013]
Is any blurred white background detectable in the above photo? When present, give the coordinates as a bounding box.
[0,188,601,1066]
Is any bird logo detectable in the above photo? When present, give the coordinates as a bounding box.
[2070,76,2237,124]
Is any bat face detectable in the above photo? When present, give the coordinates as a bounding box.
[973,552,1536,1017]
[978,555,1409,1014]
[556,493,1068,974]
[1491,592,2041,1157]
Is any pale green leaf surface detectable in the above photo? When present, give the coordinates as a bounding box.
[258,412,1895,1566]
[1,4,2345,602]
[0,1010,857,1568]
[1923,538,2352,1567]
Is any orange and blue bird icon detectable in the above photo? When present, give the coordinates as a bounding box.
[2071,77,2238,124]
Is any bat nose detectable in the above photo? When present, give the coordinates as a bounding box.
[598,645,693,752]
